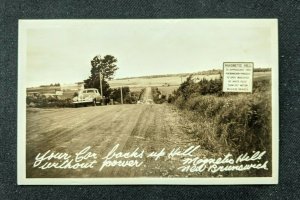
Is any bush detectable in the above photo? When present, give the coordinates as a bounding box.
[253,78,271,93]
[177,75,198,100]
[152,87,166,104]
[123,95,138,104]
[174,96,186,109]
[171,73,272,173]
[167,94,175,103]
[26,96,73,108]
[110,87,132,104]
[139,88,145,100]
[198,78,223,96]
[177,75,223,100]
[177,93,271,157]
[217,94,271,154]
[177,92,271,153]
[170,72,272,176]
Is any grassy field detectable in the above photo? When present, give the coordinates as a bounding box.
[169,71,272,177]
[110,71,271,95]
[27,87,75,100]
[108,74,221,88]
[27,71,271,100]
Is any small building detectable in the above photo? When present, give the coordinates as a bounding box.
[27,92,40,97]
[61,82,84,91]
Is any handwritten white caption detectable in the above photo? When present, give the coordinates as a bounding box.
[99,144,199,171]
[33,146,97,170]
[33,144,268,173]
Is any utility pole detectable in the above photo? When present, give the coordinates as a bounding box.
[120,86,123,104]
[99,71,103,99]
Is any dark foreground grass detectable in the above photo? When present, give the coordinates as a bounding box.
[171,76,272,177]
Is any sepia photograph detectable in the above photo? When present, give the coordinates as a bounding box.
[18,19,278,184]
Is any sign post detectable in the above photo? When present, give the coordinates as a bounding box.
[99,71,103,98]
[120,86,123,104]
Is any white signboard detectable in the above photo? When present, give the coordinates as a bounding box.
[223,62,254,93]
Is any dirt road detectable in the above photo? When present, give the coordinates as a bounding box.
[26,88,210,178]
[138,86,154,104]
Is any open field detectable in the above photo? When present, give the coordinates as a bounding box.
[110,71,271,96]
[26,71,271,99]
[25,71,271,101]
[157,86,179,96]
[108,74,221,89]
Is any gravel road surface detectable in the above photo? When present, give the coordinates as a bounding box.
[26,87,208,178]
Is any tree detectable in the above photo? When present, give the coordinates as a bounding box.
[177,75,197,100]
[110,87,130,103]
[90,55,118,80]
[84,76,112,98]
[84,55,118,97]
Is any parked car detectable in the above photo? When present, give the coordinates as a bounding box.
[72,88,102,107]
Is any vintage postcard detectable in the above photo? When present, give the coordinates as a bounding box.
[18,19,278,185]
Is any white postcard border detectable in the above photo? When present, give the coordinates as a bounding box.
[17,19,279,185]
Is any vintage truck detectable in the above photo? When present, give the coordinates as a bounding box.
[72,88,102,107]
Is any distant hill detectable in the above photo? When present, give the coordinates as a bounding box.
[115,67,271,80]
[116,69,220,80]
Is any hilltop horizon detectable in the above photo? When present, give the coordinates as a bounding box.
[27,67,271,88]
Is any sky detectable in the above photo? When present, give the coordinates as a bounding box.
[24,20,275,87]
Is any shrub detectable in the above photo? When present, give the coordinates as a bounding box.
[152,87,166,104]
[26,96,73,108]
[172,78,272,160]
[123,95,138,104]
[182,93,272,156]
[218,94,271,154]
[174,96,186,109]
[198,78,223,95]
[73,92,78,97]
[139,88,145,100]
[253,78,271,93]
[110,87,133,104]
[177,75,199,100]
[171,72,272,176]
[177,75,223,100]
[167,94,175,103]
